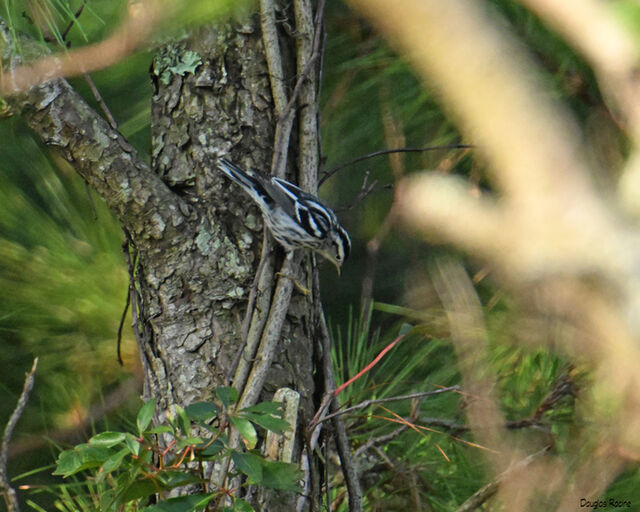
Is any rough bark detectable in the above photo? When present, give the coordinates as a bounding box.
[1,4,327,509]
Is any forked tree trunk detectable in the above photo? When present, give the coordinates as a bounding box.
[144,8,321,508]
[1,2,334,509]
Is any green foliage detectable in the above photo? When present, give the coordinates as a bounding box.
[41,391,300,511]
[329,300,580,511]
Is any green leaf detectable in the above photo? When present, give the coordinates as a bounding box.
[175,437,205,451]
[97,448,130,483]
[260,460,302,491]
[140,493,214,512]
[119,478,163,503]
[199,439,224,459]
[53,450,82,477]
[216,387,239,408]
[232,498,254,512]
[53,444,113,477]
[124,433,141,456]
[176,405,191,436]
[241,413,290,434]
[156,470,203,489]
[89,431,126,447]
[149,425,174,434]
[231,452,263,483]
[241,402,282,415]
[184,401,219,421]
[137,399,156,434]
[230,417,257,449]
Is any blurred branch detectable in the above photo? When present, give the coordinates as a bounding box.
[1,0,176,96]
[431,259,510,472]
[454,446,550,512]
[0,358,38,512]
[516,0,640,220]
[518,0,640,138]
[347,0,640,508]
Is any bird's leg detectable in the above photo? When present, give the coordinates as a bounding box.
[276,251,310,295]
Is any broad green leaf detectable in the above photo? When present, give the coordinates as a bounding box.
[137,399,156,434]
[185,401,219,421]
[231,452,262,483]
[149,425,174,434]
[156,470,202,488]
[124,433,141,456]
[241,402,282,415]
[199,439,224,459]
[140,493,215,512]
[177,405,191,436]
[119,478,162,504]
[53,445,113,477]
[176,437,205,450]
[53,450,82,477]
[230,417,257,449]
[241,413,290,434]
[216,387,239,408]
[89,431,126,447]
[232,498,254,512]
[260,460,302,491]
[97,448,130,483]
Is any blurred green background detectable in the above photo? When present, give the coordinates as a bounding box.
[1,0,639,510]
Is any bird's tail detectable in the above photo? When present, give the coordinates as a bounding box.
[216,158,273,209]
[216,159,260,189]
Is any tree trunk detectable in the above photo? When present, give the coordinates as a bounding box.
[1,2,332,509]
[145,8,320,508]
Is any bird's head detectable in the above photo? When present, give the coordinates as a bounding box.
[317,224,351,275]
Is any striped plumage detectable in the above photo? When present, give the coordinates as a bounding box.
[217,158,351,273]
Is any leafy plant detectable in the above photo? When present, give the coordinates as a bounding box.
[46,388,300,512]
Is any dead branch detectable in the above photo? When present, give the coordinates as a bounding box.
[0,358,38,512]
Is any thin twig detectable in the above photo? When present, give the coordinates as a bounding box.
[116,278,131,366]
[354,424,409,462]
[227,228,274,387]
[83,73,118,129]
[294,0,326,192]
[260,0,292,178]
[319,386,461,426]
[318,144,473,186]
[237,252,300,409]
[336,170,384,212]
[315,280,363,511]
[61,0,86,41]
[0,358,38,512]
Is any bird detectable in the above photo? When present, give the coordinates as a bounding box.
[216,158,351,274]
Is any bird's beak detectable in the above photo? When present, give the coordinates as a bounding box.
[332,260,341,276]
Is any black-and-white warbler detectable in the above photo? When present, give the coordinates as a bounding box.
[217,159,351,273]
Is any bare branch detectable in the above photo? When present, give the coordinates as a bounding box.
[316,299,363,512]
[454,447,550,512]
[0,358,38,512]
[237,252,301,409]
[319,144,473,186]
[318,386,461,426]
[0,18,187,239]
